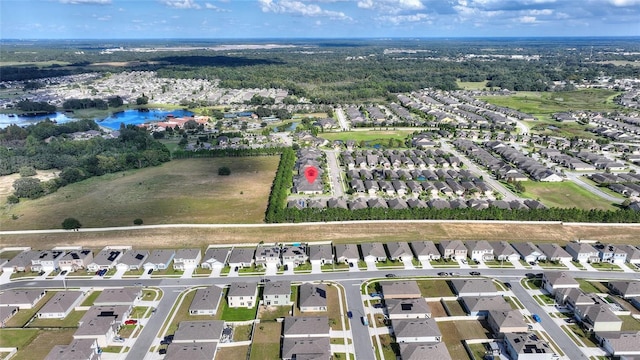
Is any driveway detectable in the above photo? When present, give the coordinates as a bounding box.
[365,260,377,271]
[335,107,350,131]
[111,267,127,280]
[348,262,360,272]
[265,263,278,276]
[420,260,432,269]
[180,268,195,279]
[311,262,322,274]
[209,266,223,278]
[402,258,415,270]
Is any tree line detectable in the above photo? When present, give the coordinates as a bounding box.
[265,148,295,223]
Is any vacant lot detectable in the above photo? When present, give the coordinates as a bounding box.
[249,322,282,360]
[0,157,279,230]
[522,181,616,211]
[320,130,416,144]
[11,328,75,360]
[216,345,249,360]
[438,320,491,360]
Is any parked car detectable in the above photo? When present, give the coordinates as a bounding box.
[385,273,397,278]
[373,303,384,309]
[438,272,448,276]
[114,337,125,343]
[347,311,353,319]
[38,271,45,276]
[348,262,354,268]
[147,269,154,275]
[449,272,460,276]
[361,316,369,326]
[159,348,167,355]
[504,282,512,288]
[60,270,68,275]
[469,271,481,276]
[369,292,382,298]
[124,319,137,325]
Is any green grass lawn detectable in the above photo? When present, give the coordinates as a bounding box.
[1,157,279,230]
[457,80,489,90]
[445,300,467,316]
[28,310,86,328]
[438,321,490,360]
[0,329,39,348]
[620,315,640,331]
[577,279,608,293]
[521,181,616,210]
[164,289,219,335]
[80,291,101,306]
[417,280,455,297]
[590,262,623,271]
[216,345,250,360]
[320,130,416,144]
[376,334,398,360]
[9,328,75,360]
[233,324,253,341]
[249,322,281,360]
[219,298,258,321]
[4,292,56,328]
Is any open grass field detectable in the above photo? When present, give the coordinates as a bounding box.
[456,80,489,90]
[320,129,416,143]
[249,321,282,360]
[438,320,490,360]
[0,329,39,348]
[521,181,616,210]
[10,328,75,360]
[0,157,279,230]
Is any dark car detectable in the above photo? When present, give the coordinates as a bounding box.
[60,270,68,275]
[373,303,384,309]
[469,271,481,276]
[159,348,167,355]
[504,282,512,288]
[438,272,448,276]
[147,269,154,275]
[234,266,239,271]
[385,273,397,278]
[349,262,354,268]
[347,311,353,319]
[38,271,45,276]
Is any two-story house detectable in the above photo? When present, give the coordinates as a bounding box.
[227,282,258,308]
[263,280,291,306]
[59,250,93,272]
[173,248,202,270]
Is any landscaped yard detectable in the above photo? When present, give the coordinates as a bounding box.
[233,324,253,342]
[417,280,455,297]
[293,284,344,330]
[0,329,39,348]
[620,315,640,331]
[576,279,608,293]
[80,290,101,306]
[589,262,623,271]
[4,291,56,327]
[0,157,279,230]
[320,130,415,144]
[28,310,86,328]
[564,324,598,347]
[249,322,281,360]
[376,334,398,360]
[164,288,220,335]
[521,181,616,211]
[444,300,467,316]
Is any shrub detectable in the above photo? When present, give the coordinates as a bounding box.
[133,218,144,225]
[218,166,231,176]
[19,166,37,177]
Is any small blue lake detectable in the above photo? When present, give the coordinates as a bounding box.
[0,109,194,130]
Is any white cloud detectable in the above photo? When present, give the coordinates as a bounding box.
[205,2,229,11]
[519,15,537,23]
[59,0,111,4]
[379,13,430,25]
[358,0,424,11]
[161,0,201,9]
[97,15,111,21]
[528,9,553,15]
[259,0,351,20]
[609,0,640,6]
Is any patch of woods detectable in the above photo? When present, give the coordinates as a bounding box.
[265,148,295,223]
[1,119,170,202]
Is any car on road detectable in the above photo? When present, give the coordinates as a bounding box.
[159,348,167,355]
[564,318,575,323]
[361,316,369,326]
[449,272,460,276]
[124,319,137,325]
[347,311,353,319]
[438,272,448,276]
[532,314,541,323]
[385,274,397,278]
[504,282,512,288]
[469,271,481,276]
[147,269,153,275]
[60,270,68,276]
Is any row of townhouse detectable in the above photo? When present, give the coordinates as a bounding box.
[341,149,460,171]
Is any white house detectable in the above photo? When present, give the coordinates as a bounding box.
[393,318,442,343]
[173,248,202,270]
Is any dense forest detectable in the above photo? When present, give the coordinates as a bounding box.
[0,120,170,200]
[2,38,639,102]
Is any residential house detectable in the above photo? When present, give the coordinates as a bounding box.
[173,320,224,343]
[360,242,387,263]
[227,282,258,308]
[598,245,628,264]
[489,241,520,262]
[281,338,330,360]
[75,305,132,347]
[608,281,640,299]
[410,241,441,261]
[263,280,291,306]
[309,244,333,266]
[173,248,202,270]
[460,296,511,316]
[451,279,498,297]
[465,240,495,262]
[576,304,622,332]
[94,287,141,306]
[87,249,123,272]
[537,244,572,263]
[189,286,223,315]
[555,288,598,310]
[30,250,64,272]
[37,291,84,319]
[385,242,414,262]
[487,310,529,335]
[281,244,308,267]
[143,249,175,271]
[298,283,327,312]
[1,250,39,273]
[200,247,231,270]
[58,250,93,272]
[503,333,557,360]
[283,316,330,338]
[116,249,149,271]
[255,244,282,267]
[0,289,46,309]
[399,342,452,360]
[438,240,467,260]
[597,331,640,357]
[44,339,100,360]
[164,343,217,360]
[618,245,640,265]
[393,318,442,343]
[0,306,18,327]
[335,244,360,264]
[542,272,580,295]
[381,281,421,299]
[565,242,600,263]
[386,298,431,319]
[227,247,255,269]
[511,242,546,263]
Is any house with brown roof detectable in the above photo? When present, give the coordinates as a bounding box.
[44,339,100,360]
[393,318,442,343]
[487,309,529,335]
[382,281,421,299]
[59,250,93,272]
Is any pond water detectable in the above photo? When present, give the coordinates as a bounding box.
[0,109,194,130]
[273,122,299,132]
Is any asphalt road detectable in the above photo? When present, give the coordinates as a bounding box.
[564,171,623,203]
[324,149,345,197]
[342,279,376,360]
[335,107,350,131]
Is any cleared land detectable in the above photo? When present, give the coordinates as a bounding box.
[215,345,250,360]
[2,222,639,250]
[521,181,616,210]
[320,130,416,143]
[9,328,75,360]
[456,80,489,90]
[0,157,279,230]
[249,322,282,360]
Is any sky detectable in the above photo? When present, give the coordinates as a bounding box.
[1,0,639,39]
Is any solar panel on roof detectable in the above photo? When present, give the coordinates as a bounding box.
[135,254,144,260]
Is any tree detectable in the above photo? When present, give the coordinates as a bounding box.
[218,166,231,176]
[19,166,37,177]
[13,177,44,199]
[133,218,144,225]
[61,217,82,230]
[136,95,149,105]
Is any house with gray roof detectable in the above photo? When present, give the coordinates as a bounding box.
[599,244,628,264]
[438,240,467,260]
[400,342,452,360]
[536,243,572,263]
[327,197,348,209]
[451,279,497,297]
[283,316,330,338]
[173,320,225,343]
[360,242,387,262]
[382,281,421,299]
[94,288,141,306]
[460,296,511,316]
[309,244,333,265]
[576,304,622,332]
[164,343,217,360]
[227,247,255,269]
[335,244,359,264]
[393,318,442,343]
[385,242,413,261]
[488,241,520,262]
[263,280,291,306]
[227,282,258,308]
[597,331,640,357]
[293,175,323,194]
[555,288,598,310]
[281,244,308,267]
[618,245,640,264]
[44,339,99,360]
[0,306,18,327]
[487,309,528,335]
[200,247,230,269]
[504,333,557,360]
[75,305,131,347]
[410,241,440,261]
[465,240,494,262]
[1,250,39,273]
[542,272,579,295]
[255,244,282,267]
[282,338,330,360]
[0,289,46,309]
[143,249,175,271]
[59,250,93,272]
[173,248,202,270]
[116,249,149,271]
[30,250,64,272]
[608,281,640,299]
[565,242,600,263]
[87,249,123,272]
[386,298,431,319]
[37,291,84,319]
[189,286,223,315]
[298,283,327,312]
[511,242,546,263]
